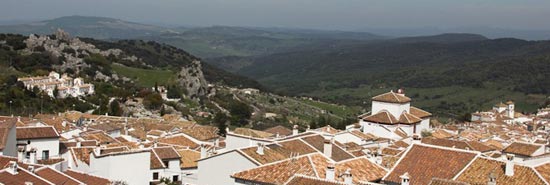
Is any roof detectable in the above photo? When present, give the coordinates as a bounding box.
[314,125,342,135]
[150,149,165,169]
[398,112,422,124]
[177,149,200,169]
[456,157,546,184]
[17,126,60,140]
[153,147,181,160]
[383,144,478,185]
[421,138,494,152]
[264,125,293,137]
[410,106,432,118]
[233,154,386,184]
[180,125,219,141]
[502,142,543,157]
[428,178,468,185]
[372,91,411,103]
[300,135,355,162]
[64,169,110,185]
[158,135,199,149]
[535,162,550,183]
[233,128,274,139]
[239,139,317,165]
[70,147,93,165]
[363,110,399,124]
[35,167,82,185]
[0,166,53,185]
[286,175,346,185]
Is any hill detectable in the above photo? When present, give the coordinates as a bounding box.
[0,15,174,39]
[213,35,550,118]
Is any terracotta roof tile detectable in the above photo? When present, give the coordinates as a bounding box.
[364,111,399,124]
[180,125,219,141]
[17,126,59,140]
[410,106,432,118]
[240,139,317,165]
[428,178,468,185]
[177,149,200,169]
[286,175,346,185]
[264,125,293,137]
[399,112,422,124]
[70,147,93,165]
[456,157,546,184]
[35,167,82,185]
[383,144,478,185]
[158,135,199,149]
[502,142,543,157]
[150,150,165,169]
[232,154,318,184]
[64,169,110,185]
[233,128,274,138]
[535,162,550,183]
[0,166,52,185]
[153,147,181,160]
[372,91,411,103]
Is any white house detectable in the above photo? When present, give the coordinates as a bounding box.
[18,71,94,99]
[16,126,60,161]
[89,149,151,185]
[359,90,431,139]
[150,147,182,184]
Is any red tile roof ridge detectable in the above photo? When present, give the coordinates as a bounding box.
[3,166,57,185]
[382,143,481,181]
[306,155,321,178]
[231,153,328,177]
[34,166,85,185]
[64,169,110,183]
[151,148,166,168]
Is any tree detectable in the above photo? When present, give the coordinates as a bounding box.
[52,86,59,98]
[214,112,229,136]
[228,101,252,127]
[109,99,123,116]
[166,85,182,99]
[160,105,166,116]
[143,93,163,110]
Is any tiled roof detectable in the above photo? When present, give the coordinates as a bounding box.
[314,125,342,135]
[428,178,468,185]
[300,135,355,162]
[64,169,110,185]
[363,111,398,124]
[233,154,386,184]
[180,125,219,141]
[240,139,317,164]
[456,157,546,184]
[80,131,117,145]
[35,167,82,185]
[16,126,59,140]
[158,135,199,149]
[410,106,432,118]
[422,138,494,152]
[286,175,347,185]
[372,91,411,103]
[70,147,93,165]
[0,166,53,185]
[34,114,71,133]
[535,162,550,183]
[150,149,165,169]
[264,125,293,137]
[383,144,478,185]
[153,147,181,160]
[100,146,129,155]
[431,129,454,139]
[502,142,543,157]
[349,130,377,141]
[233,128,274,138]
[177,149,200,169]
[398,112,422,124]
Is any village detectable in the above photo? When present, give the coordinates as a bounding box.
[0,90,549,185]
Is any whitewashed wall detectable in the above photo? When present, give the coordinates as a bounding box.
[198,151,257,185]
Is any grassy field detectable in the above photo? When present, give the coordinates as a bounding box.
[307,85,548,120]
[111,64,176,87]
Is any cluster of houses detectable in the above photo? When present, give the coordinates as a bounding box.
[18,71,95,98]
[0,90,550,184]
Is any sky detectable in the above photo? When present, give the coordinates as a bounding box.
[2,0,550,31]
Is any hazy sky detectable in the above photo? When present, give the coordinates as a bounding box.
[2,0,550,31]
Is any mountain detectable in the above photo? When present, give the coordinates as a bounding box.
[207,34,550,118]
[143,26,385,58]
[0,15,174,39]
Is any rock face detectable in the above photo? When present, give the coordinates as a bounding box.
[177,60,209,98]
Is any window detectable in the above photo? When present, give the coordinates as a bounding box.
[172,175,179,182]
[25,152,30,159]
[42,150,49,160]
[152,172,159,180]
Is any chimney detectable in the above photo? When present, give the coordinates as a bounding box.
[326,163,335,181]
[25,182,34,185]
[488,170,497,185]
[214,138,220,148]
[343,168,353,185]
[400,172,410,185]
[76,141,81,147]
[29,149,37,164]
[27,165,35,173]
[138,143,144,149]
[153,142,158,148]
[94,147,101,156]
[17,146,25,162]
[292,125,299,136]
[256,143,264,155]
[200,144,207,158]
[62,121,67,128]
[323,139,333,158]
[7,161,18,175]
[505,154,514,176]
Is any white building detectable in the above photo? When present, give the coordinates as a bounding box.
[18,71,94,98]
[89,149,151,185]
[16,126,60,161]
[471,101,531,124]
[359,90,431,139]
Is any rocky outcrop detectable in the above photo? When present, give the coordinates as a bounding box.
[177,60,210,98]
